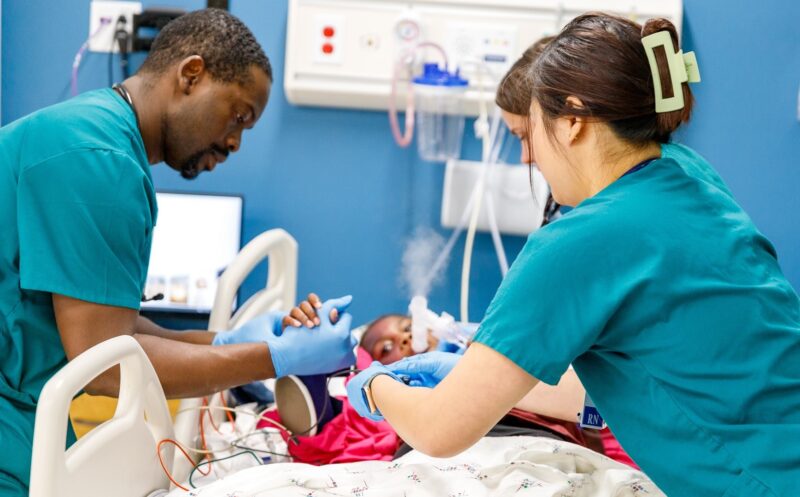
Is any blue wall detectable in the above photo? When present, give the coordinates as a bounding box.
[3,1,799,327]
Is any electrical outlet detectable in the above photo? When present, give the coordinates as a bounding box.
[313,14,344,64]
[89,1,142,53]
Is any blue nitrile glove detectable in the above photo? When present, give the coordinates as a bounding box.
[346,361,402,422]
[268,295,357,378]
[211,310,285,346]
[435,340,467,354]
[388,351,461,388]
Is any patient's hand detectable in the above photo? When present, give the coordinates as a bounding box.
[282,293,340,330]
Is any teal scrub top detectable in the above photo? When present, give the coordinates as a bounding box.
[0,89,156,493]
[474,143,800,497]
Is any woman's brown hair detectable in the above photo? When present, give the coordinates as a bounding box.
[495,36,558,225]
[531,13,693,145]
[495,36,554,115]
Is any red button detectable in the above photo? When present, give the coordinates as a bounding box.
[323,26,335,37]
[322,43,334,54]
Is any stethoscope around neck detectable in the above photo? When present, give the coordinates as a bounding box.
[112,82,141,130]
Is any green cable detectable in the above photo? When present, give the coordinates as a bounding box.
[189,450,262,489]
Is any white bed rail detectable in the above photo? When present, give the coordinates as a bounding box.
[171,228,298,483]
[210,228,298,332]
[30,335,174,497]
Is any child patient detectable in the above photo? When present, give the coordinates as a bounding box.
[279,294,596,458]
[274,294,638,467]
[284,294,464,364]
[360,314,445,363]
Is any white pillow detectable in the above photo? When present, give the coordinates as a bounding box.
[351,324,368,344]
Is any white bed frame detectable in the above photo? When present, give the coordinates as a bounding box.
[172,229,297,483]
[30,229,298,497]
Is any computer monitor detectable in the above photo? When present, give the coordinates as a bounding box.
[141,191,243,314]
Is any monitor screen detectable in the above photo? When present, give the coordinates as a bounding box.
[142,192,243,314]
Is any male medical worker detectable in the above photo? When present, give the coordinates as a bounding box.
[0,9,355,494]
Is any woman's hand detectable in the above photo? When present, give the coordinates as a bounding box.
[346,361,402,421]
[388,351,462,387]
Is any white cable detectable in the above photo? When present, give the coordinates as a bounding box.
[424,125,504,296]
[484,116,510,277]
[460,96,503,322]
[175,405,290,434]
[460,182,484,323]
[459,56,511,321]
[173,406,292,463]
[461,61,491,323]
[425,174,482,291]
[459,61,490,322]
[484,189,509,276]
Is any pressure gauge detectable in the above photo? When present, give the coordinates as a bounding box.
[395,15,420,42]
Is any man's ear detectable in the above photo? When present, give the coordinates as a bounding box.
[176,55,206,95]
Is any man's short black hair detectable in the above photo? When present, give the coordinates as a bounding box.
[138,8,271,84]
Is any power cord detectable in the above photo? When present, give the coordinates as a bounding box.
[115,15,131,79]
[109,15,130,85]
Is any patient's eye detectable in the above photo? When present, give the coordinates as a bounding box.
[380,340,393,356]
[402,322,411,333]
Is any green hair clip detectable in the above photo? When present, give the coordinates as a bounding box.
[642,31,701,113]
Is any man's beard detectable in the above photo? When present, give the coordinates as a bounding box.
[178,144,229,180]
[179,150,206,180]
[162,113,208,180]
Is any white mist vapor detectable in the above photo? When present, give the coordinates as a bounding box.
[400,227,449,299]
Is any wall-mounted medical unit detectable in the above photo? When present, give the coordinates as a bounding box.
[285,0,683,116]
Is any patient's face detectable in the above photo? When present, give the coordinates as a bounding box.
[361,314,439,364]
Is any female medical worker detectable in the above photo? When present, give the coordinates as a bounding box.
[348,13,800,496]
[0,10,355,495]
[497,36,565,228]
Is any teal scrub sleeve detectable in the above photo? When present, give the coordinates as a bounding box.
[17,149,154,310]
[473,216,642,385]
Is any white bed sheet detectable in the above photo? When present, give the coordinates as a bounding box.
[166,436,663,497]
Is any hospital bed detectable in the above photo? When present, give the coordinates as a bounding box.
[29,228,298,497]
[29,229,664,497]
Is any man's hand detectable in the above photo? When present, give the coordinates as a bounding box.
[53,293,275,398]
[270,295,356,377]
[212,311,285,345]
